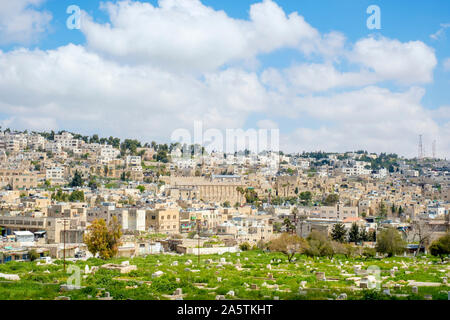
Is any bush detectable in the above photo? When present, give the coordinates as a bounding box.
[305,231,334,257]
[375,228,406,257]
[239,242,251,251]
[362,247,376,259]
[28,249,40,262]
[429,233,450,261]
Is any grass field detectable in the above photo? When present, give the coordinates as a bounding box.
[0,251,448,300]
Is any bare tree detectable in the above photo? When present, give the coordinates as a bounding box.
[410,219,438,256]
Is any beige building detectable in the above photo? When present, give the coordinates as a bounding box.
[146,208,180,234]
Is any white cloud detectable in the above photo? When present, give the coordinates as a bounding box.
[0,44,268,140]
[0,0,52,45]
[80,0,330,72]
[350,37,437,84]
[444,58,450,72]
[257,119,278,129]
[0,0,446,158]
[278,87,445,157]
[430,23,450,41]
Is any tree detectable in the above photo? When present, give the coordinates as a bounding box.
[323,194,339,206]
[137,185,145,193]
[331,223,347,243]
[88,179,98,190]
[375,228,406,257]
[299,191,312,205]
[282,218,296,234]
[348,223,360,243]
[377,201,387,218]
[84,217,122,260]
[267,233,308,262]
[69,190,84,202]
[361,247,376,259]
[359,228,369,242]
[28,249,40,262]
[410,220,438,257]
[368,230,377,242]
[239,242,251,251]
[429,233,450,262]
[305,231,334,257]
[70,170,83,187]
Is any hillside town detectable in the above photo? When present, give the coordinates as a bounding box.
[0,129,448,263]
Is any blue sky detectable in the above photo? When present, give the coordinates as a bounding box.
[0,0,449,157]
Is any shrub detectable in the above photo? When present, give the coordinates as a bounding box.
[239,242,251,251]
[375,228,406,257]
[429,233,450,261]
[305,231,334,257]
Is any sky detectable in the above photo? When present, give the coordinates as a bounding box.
[0,0,449,158]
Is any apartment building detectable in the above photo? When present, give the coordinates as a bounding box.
[146,208,180,234]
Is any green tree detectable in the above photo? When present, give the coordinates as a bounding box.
[282,218,296,234]
[375,227,406,257]
[239,242,251,251]
[299,191,312,205]
[69,190,84,202]
[268,233,308,262]
[305,231,334,257]
[28,249,40,262]
[429,233,450,261]
[377,201,388,218]
[331,222,347,243]
[348,223,360,243]
[323,193,339,206]
[88,179,98,190]
[137,185,145,193]
[359,228,369,242]
[70,170,84,187]
[84,217,122,260]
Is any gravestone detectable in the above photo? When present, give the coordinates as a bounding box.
[152,271,164,278]
[412,286,418,294]
[316,272,326,281]
[227,291,235,297]
[85,265,90,274]
[172,261,178,266]
[424,295,433,300]
[337,293,347,300]
[174,288,182,296]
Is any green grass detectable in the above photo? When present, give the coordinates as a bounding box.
[0,251,447,300]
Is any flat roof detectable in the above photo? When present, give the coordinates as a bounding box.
[13,231,34,236]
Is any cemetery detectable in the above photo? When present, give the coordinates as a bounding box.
[0,250,448,300]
